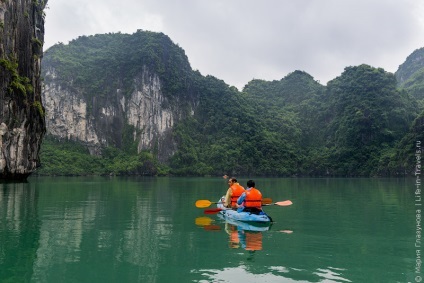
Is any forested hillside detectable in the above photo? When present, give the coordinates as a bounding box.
[37,31,423,177]
[396,47,424,107]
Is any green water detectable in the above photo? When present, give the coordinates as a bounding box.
[0,177,418,282]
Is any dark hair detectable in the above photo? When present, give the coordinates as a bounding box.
[247,180,255,188]
[230,177,237,183]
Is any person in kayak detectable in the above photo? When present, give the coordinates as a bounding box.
[236,180,263,214]
[223,177,245,208]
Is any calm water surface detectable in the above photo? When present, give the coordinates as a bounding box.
[0,177,416,282]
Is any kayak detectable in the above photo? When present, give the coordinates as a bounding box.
[217,196,272,224]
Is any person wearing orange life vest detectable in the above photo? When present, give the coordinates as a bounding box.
[236,180,263,213]
[223,177,245,208]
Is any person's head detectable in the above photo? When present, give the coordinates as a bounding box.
[228,177,237,186]
[247,180,255,188]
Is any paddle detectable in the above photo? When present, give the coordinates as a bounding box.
[204,208,227,214]
[262,198,273,205]
[195,198,273,208]
[195,200,221,208]
[262,200,293,206]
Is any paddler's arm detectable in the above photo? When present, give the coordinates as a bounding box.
[224,188,232,207]
[236,192,246,207]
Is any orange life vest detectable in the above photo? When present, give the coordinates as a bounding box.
[230,183,245,207]
[244,188,262,208]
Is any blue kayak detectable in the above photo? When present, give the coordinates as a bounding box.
[217,197,272,224]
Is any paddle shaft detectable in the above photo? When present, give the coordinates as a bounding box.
[196,198,272,208]
[262,200,293,206]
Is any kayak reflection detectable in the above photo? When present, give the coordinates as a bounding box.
[194,216,221,231]
[194,215,270,251]
[225,221,264,251]
[195,214,293,262]
[218,213,270,252]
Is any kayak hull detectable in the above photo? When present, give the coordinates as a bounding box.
[217,197,272,224]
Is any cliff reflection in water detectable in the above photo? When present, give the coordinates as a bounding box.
[0,182,40,282]
[0,177,414,282]
[29,178,171,282]
[0,178,179,283]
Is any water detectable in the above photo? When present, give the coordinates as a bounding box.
[0,177,417,282]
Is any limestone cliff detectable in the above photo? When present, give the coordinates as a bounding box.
[395,47,424,86]
[42,66,182,161]
[41,32,197,162]
[0,0,47,180]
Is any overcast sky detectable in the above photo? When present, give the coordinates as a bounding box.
[44,0,424,89]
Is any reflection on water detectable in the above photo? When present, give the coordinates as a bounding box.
[0,177,182,282]
[28,178,176,282]
[196,265,352,283]
[196,266,307,283]
[314,267,352,282]
[0,177,418,282]
[224,222,264,252]
[191,178,416,283]
[195,214,269,262]
[0,182,39,282]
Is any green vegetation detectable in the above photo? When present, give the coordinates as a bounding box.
[32,37,43,47]
[396,47,424,108]
[168,65,418,177]
[38,136,169,176]
[0,58,33,97]
[322,65,417,176]
[39,31,424,177]
[42,31,192,104]
[32,101,44,116]
[396,48,424,86]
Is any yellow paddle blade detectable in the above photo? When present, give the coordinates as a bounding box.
[195,217,213,226]
[195,200,212,208]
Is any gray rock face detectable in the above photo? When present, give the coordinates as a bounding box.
[42,65,191,162]
[0,0,47,180]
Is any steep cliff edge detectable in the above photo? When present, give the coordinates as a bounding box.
[395,47,424,102]
[42,32,197,163]
[0,0,47,180]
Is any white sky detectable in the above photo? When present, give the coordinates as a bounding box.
[44,0,424,89]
